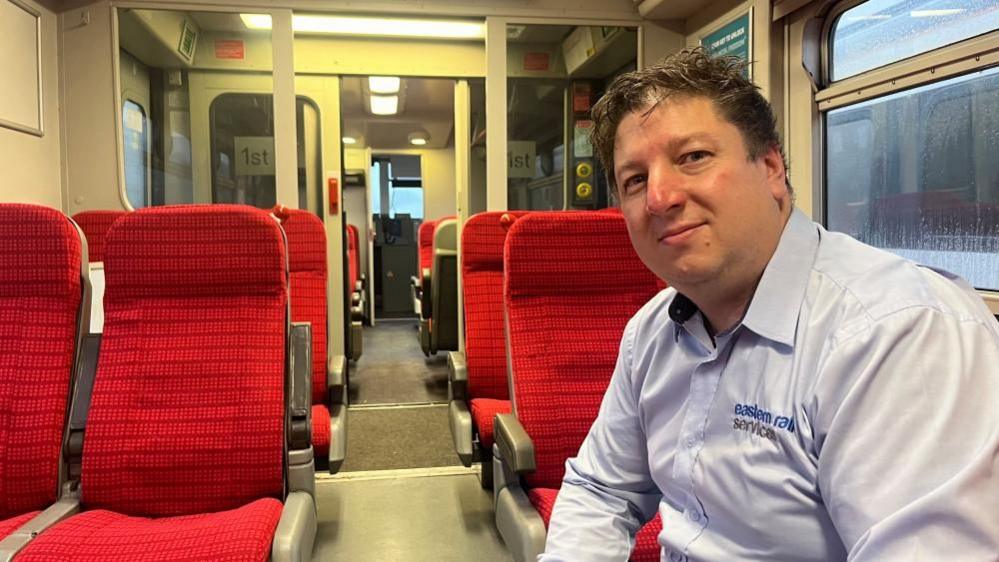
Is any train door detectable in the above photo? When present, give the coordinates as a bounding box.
[502,24,639,211]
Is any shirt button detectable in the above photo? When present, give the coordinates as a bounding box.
[688,510,701,523]
[685,435,696,448]
[668,551,683,562]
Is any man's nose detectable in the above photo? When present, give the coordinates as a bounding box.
[645,168,685,215]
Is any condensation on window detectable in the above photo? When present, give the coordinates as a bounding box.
[826,66,999,290]
[831,0,999,81]
[122,99,148,209]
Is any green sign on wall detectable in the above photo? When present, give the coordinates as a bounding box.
[701,11,752,75]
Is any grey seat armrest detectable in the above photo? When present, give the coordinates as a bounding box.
[327,354,346,405]
[448,400,474,467]
[289,323,313,451]
[494,413,536,475]
[421,269,433,319]
[0,489,81,561]
[271,491,317,562]
[447,351,467,400]
[326,354,347,473]
[328,402,346,474]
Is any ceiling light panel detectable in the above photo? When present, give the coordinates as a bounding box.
[242,14,485,39]
[369,95,399,116]
[369,76,401,94]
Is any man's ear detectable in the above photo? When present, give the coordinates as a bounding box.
[762,145,788,202]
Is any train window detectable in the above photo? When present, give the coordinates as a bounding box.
[830,0,999,81]
[122,99,149,209]
[825,66,999,291]
[371,156,424,219]
[507,77,565,210]
[209,94,320,210]
[210,93,277,207]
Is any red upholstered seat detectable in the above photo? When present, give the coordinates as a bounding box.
[15,499,282,562]
[71,210,127,263]
[311,404,331,458]
[0,204,83,536]
[280,209,331,458]
[0,512,39,540]
[469,398,511,450]
[502,211,665,559]
[346,224,360,292]
[527,488,663,562]
[417,219,438,275]
[18,205,289,560]
[461,211,526,448]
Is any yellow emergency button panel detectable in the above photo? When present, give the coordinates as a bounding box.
[575,182,593,199]
[575,162,592,178]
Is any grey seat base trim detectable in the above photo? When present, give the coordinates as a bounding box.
[495,486,547,562]
[288,446,316,497]
[328,402,347,474]
[349,321,363,361]
[448,400,474,467]
[271,491,317,562]
[0,492,81,561]
[419,319,431,356]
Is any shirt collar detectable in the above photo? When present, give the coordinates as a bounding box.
[740,208,819,347]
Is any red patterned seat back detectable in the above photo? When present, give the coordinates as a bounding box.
[504,211,661,490]
[417,219,438,274]
[0,204,84,519]
[72,210,127,263]
[462,211,526,400]
[83,205,287,517]
[346,224,359,291]
[283,209,328,406]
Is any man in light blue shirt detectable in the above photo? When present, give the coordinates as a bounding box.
[540,48,999,561]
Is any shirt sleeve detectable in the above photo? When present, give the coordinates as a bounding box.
[811,305,999,560]
[540,316,663,562]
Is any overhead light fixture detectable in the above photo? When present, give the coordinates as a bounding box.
[408,131,429,146]
[241,13,484,40]
[370,95,398,116]
[240,14,272,29]
[910,9,965,17]
[342,136,357,145]
[369,76,401,94]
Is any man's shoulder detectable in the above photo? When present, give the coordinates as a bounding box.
[811,231,992,334]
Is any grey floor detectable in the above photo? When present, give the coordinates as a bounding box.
[314,315,511,561]
[340,404,462,472]
[348,319,449,406]
[314,471,511,561]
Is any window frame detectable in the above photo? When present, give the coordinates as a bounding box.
[121,97,150,209]
[814,0,999,311]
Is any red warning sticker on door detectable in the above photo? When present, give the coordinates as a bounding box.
[523,52,550,71]
[214,40,245,60]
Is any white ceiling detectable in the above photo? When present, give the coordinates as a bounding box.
[341,76,455,150]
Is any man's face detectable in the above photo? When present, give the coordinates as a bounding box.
[613,96,789,296]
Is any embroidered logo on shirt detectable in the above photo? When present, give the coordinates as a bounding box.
[733,403,796,442]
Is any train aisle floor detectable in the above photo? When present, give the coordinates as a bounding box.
[314,469,512,561]
[348,318,449,405]
[340,404,461,472]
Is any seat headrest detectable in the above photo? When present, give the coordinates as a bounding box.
[278,208,327,274]
[1,203,82,299]
[463,211,527,272]
[105,205,287,298]
[505,211,657,298]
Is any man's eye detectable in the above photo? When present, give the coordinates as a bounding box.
[682,151,711,164]
[623,175,646,191]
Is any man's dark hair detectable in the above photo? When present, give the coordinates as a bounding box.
[591,47,790,196]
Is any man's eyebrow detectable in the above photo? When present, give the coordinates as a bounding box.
[664,132,716,152]
[615,132,718,175]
